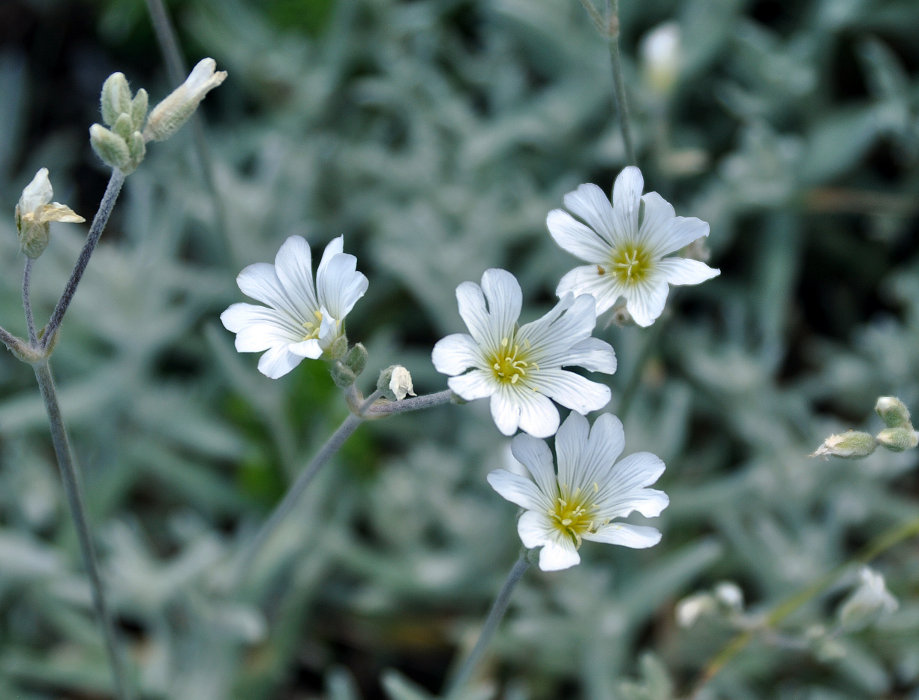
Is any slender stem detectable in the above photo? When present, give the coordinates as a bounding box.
[690,514,919,697]
[143,0,236,268]
[41,169,126,351]
[33,360,132,700]
[0,325,28,356]
[230,411,365,588]
[22,258,37,345]
[444,553,530,698]
[365,389,455,416]
[606,0,636,165]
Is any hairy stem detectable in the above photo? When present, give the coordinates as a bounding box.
[33,360,132,700]
[42,168,126,351]
[22,258,37,345]
[444,553,530,698]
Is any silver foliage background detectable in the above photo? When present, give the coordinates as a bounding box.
[1,0,918,697]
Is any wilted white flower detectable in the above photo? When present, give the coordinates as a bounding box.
[221,236,368,379]
[547,166,720,327]
[487,412,668,571]
[838,567,898,630]
[388,366,416,401]
[15,168,85,258]
[432,269,616,438]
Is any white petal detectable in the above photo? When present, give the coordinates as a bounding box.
[486,469,544,510]
[511,433,558,501]
[654,216,710,257]
[547,209,612,262]
[557,265,624,316]
[539,542,582,571]
[20,168,53,212]
[286,338,323,359]
[432,333,483,375]
[317,236,344,270]
[519,294,597,366]
[558,412,626,491]
[555,411,590,489]
[480,269,522,349]
[611,166,643,243]
[624,274,670,327]
[656,258,720,286]
[529,369,611,415]
[490,386,522,436]
[236,262,300,318]
[273,236,319,312]
[515,388,562,438]
[565,337,617,374]
[316,253,368,320]
[455,281,493,348]
[517,510,554,550]
[636,192,675,250]
[595,452,668,518]
[562,183,618,245]
[585,523,662,549]
[256,345,305,379]
[220,303,303,349]
[448,370,496,401]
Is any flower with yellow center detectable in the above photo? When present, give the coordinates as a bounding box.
[487,412,668,571]
[432,269,616,438]
[547,166,719,327]
[221,236,368,378]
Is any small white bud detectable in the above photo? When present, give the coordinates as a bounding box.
[14,168,84,258]
[810,430,877,459]
[144,58,227,142]
[875,396,912,428]
[714,582,744,611]
[675,592,716,628]
[640,22,681,97]
[875,426,918,452]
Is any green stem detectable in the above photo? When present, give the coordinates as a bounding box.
[365,389,455,416]
[33,360,132,700]
[444,553,530,698]
[606,0,636,165]
[691,514,919,697]
[41,168,125,351]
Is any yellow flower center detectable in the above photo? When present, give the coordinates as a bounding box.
[549,484,602,547]
[607,243,653,285]
[302,310,324,340]
[488,337,537,385]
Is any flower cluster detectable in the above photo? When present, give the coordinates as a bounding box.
[221,166,717,569]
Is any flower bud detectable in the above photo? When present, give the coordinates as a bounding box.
[810,430,877,459]
[675,593,716,628]
[14,168,84,258]
[131,89,149,130]
[89,124,133,173]
[377,365,416,401]
[344,343,368,377]
[100,72,133,127]
[330,360,356,388]
[875,426,918,452]
[875,396,912,428]
[144,58,227,142]
[327,334,349,361]
[640,22,681,98]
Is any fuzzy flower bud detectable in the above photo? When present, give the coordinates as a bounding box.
[144,58,227,142]
[875,396,912,428]
[344,343,368,377]
[810,430,877,459]
[14,168,85,258]
[875,426,918,452]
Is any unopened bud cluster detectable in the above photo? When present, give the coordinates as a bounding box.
[90,73,148,174]
[811,396,918,459]
[90,59,226,174]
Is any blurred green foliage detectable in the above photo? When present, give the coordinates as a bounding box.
[1,0,918,698]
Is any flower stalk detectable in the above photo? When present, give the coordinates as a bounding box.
[444,553,530,698]
[33,360,133,700]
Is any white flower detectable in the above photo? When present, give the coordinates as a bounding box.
[15,168,85,258]
[547,166,720,327]
[221,236,368,379]
[487,412,668,571]
[432,269,616,438]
